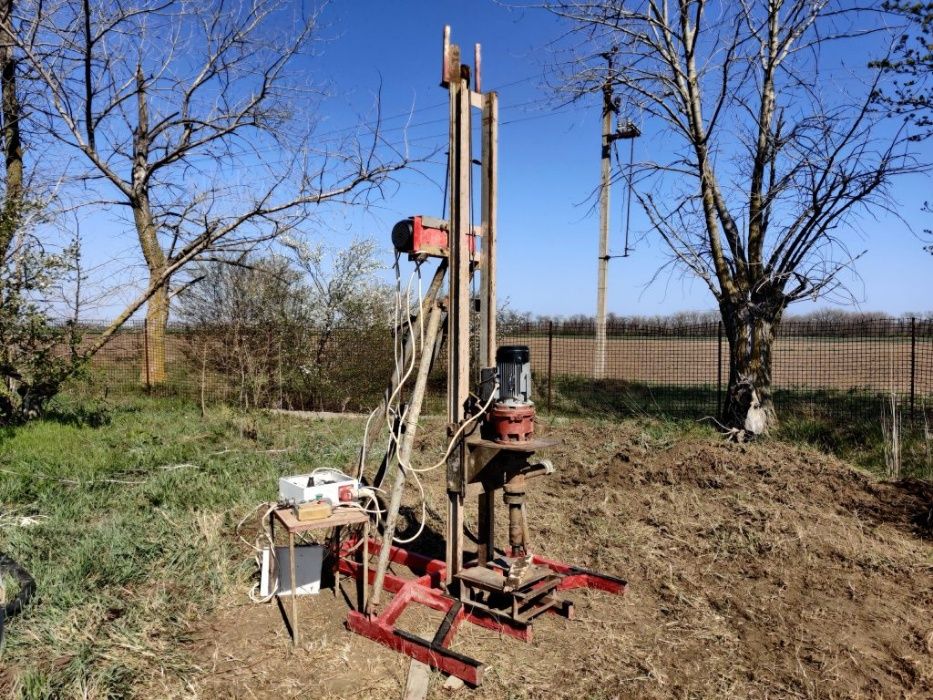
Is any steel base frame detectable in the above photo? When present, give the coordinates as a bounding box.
[338,540,627,687]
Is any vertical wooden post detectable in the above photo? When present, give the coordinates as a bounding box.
[143,319,151,390]
[445,48,471,586]
[479,92,498,369]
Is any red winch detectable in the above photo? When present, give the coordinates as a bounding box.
[391,215,478,261]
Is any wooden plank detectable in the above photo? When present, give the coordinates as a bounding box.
[447,72,471,426]
[445,50,471,584]
[480,92,498,368]
[455,566,506,591]
[272,506,368,534]
[404,659,432,700]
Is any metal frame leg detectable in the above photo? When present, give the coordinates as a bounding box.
[289,531,298,645]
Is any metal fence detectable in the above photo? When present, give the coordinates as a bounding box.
[71,317,933,424]
[503,318,932,424]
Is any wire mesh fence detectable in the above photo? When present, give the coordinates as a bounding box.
[503,318,933,425]
[70,317,933,426]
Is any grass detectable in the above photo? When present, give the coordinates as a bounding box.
[547,376,933,480]
[0,393,367,698]
[0,384,928,697]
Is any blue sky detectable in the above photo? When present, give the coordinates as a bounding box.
[78,0,933,319]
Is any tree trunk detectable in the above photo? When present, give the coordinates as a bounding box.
[721,302,781,435]
[141,278,168,385]
[0,0,22,256]
[132,65,169,386]
[133,197,169,385]
[1,0,24,416]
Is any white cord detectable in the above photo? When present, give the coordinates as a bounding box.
[236,502,280,603]
[387,383,499,474]
[357,258,494,546]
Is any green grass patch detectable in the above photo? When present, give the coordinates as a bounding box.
[0,393,366,698]
[547,376,933,479]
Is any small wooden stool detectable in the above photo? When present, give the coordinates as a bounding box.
[269,506,370,645]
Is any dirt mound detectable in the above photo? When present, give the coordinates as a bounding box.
[187,418,932,699]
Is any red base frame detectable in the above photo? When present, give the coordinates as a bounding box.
[338,540,627,686]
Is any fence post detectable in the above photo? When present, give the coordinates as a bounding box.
[547,321,554,413]
[910,316,916,420]
[717,320,723,419]
[143,319,151,391]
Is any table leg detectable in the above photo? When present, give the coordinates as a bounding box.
[289,531,298,646]
[334,525,342,598]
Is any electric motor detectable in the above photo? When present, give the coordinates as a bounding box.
[488,345,536,444]
[495,345,532,406]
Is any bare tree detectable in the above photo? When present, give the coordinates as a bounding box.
[284,236,389,362]
[177,243,392,411]
[546,0,922,433]
[9,0,412,384]
[0,0,83,422]
[870,1,933,141]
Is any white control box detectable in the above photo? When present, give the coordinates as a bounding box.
[278,472,358,506]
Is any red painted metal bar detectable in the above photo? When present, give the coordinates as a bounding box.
[337,539,625,685]
[347,609,486,686]
[532,553,628,595]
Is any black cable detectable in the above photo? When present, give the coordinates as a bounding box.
[441,150,450,221]
[623,136,636,256]
[0,553,36,649]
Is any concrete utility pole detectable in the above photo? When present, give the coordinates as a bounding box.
[594,63,616,381]
[594,54,639,381]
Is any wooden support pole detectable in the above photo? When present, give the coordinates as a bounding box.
[479,91,498,369]
[445,51,472,585]
[369,298,445,611]
[447,66,470,426]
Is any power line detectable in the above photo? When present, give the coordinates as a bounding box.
[190,97,583,173]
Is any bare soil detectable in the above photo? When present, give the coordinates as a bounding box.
[184,417,932,699]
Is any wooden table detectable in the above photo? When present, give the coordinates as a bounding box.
[270,506,370,645]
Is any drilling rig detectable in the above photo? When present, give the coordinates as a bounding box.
[335,27,627,686]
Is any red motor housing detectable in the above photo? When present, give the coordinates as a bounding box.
[488,403,536,444]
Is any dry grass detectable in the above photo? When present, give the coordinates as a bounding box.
[190,415,933,699]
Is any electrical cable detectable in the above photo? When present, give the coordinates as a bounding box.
[623,136,635,256]
[235,501,280,603]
